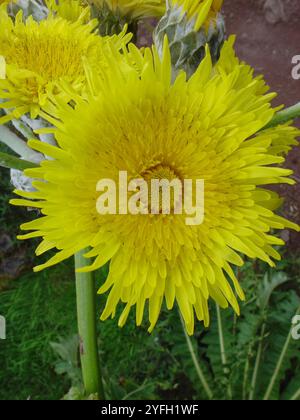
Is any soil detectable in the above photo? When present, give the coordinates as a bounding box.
[139,0,300,252]
[224,0,300,111]
[223,0,300,252]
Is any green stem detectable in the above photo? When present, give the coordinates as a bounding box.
[179,314,213,400]
[0,151,38,170]
[263,306,300,401]
[75,250,105,400]
[216,305,227,365]
[264,102,300,129]
[216,304,232,400]
[249,322,266,400]
[242,342,253,400]
[290,388,300,401]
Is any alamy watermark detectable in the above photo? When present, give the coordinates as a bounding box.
[96,171,205,226]
[291,315,300,340]
[292,55,300,80]
[0,315,6,340]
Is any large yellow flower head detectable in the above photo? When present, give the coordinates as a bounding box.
[0,9,130,124]
[88,0,165,20]
[11,38,299,334]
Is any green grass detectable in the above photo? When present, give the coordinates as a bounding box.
[0,262,77,400]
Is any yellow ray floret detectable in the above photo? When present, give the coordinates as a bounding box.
[88,0,165,19]
[0,9,130,124]
[171,0,223,31]
[46,0,91,23]
[11,37,299,334]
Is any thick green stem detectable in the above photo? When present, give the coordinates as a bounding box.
[264,102,300,129]
[0,151,38,170]
[179,314,213,400]
[75,250,105,399]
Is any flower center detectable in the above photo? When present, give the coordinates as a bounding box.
[3,32,85,81]
[142,164,179,183]
[140,164,182,214]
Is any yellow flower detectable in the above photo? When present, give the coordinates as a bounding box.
[0,9,130,124]
[46,0,91,23]
[11,38,299,334]
[88,0,165,20]
[171,0,224,31]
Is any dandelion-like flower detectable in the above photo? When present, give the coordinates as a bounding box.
[0,9,130,124]
[11,38,299,334]
[88,0,165,20]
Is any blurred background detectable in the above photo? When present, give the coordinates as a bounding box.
[0,0,300,400]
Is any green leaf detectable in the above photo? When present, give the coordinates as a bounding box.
[0,151,38,171]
